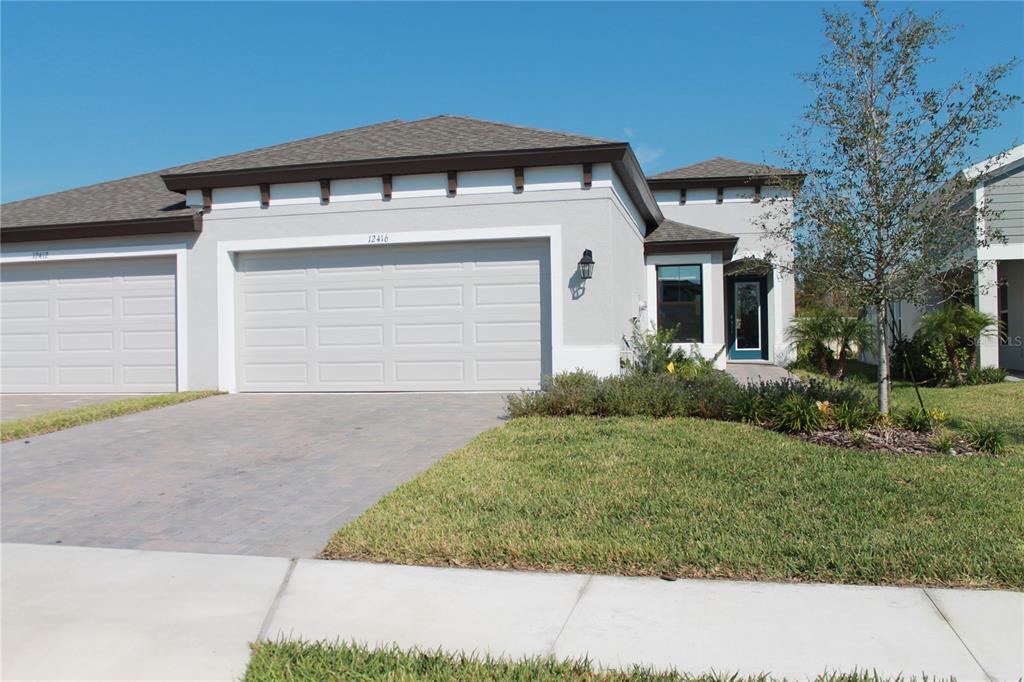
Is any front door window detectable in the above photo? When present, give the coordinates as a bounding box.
[734,281,762,351]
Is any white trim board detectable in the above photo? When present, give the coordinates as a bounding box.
[216,225,564,393]
[0,243,190,391]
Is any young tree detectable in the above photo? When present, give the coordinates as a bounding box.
[760,1,1019,412]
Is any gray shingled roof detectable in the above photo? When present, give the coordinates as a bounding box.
[165,115,616,176]
[2,115,620,230]
[1,171,192,229]
[649,157,800,181]
[645,219,737,243]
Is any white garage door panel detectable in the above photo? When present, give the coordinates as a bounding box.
[236,240,549,391]
[0,257,177,393]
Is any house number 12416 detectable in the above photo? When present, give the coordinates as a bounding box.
[367,234,390,244]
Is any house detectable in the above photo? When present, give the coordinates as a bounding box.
[894,144,1024,372]
[0,116,799,393]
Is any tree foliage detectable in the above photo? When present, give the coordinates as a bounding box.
[761,1,1019,411]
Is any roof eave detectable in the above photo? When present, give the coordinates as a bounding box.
[163,144,625,191]
[0,214,202,244]
[161,142,664,230]
[646,173,806,190]
[612,147,664,231]
[644,237,738,259]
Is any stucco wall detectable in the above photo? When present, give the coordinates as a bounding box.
[2,163,648,390]
[653,187,795,364]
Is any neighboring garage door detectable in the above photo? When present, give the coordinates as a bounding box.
[235,240,549,391]
[1,257,177,393]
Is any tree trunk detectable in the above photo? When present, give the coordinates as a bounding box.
[947,341,962,383]
[876,304,891,414]
[836,347,848,381]
[819,346,831,377]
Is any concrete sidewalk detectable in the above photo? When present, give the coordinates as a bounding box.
[3,543,1021,681]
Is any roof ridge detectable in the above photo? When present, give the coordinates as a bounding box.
[425,113,617,145]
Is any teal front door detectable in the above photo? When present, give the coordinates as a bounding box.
[728,276,769,360]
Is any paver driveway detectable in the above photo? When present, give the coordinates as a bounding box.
[2,393,505,557]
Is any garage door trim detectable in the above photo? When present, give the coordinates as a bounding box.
[1,243,190,391]
[216,225,562,392]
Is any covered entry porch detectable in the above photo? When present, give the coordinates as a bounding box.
[644,221,795,369]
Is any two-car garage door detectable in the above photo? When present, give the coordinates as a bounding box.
[1,257,178,393]
[235,240,549,392]
[0,240,548,393]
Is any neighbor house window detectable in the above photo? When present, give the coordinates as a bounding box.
[657,265,703,342]
[998,281,1009,341]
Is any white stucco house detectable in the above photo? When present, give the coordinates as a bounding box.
[0,116,800,393]
[894,144,1024,372]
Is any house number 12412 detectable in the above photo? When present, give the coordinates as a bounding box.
[367,234,390,244]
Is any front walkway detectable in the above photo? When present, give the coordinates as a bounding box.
[725,362,795,383]
[4,543,1019,681]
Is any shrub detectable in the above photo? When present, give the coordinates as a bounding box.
[622,321,724,379]
[915,303,999,385]
[505,370,600,417]
[732,390,772,425]
[773,394,826,433]
[850,430,869,448]
[895,407,933,433]
[832,402,873,431]
[890,335,932,383]
[965,422,1006,455]
[506,369,741,420]
[964,367,1007,385]
[595,373,687,418]
[623,322,689,376]
[930,430,956,454]
[678,370,742,419]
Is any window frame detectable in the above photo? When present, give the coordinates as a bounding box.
[656,264,704,344]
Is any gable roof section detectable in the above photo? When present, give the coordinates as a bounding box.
[164,116,614,176]
[647,157,803,190]
[2,115,664,242]
[159,115,660,226]
[644,219,737,257]
[0,171,200,243]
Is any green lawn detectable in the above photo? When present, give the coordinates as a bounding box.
[323,409,1024,589]
[0,391,221,442]
[245,641,920,682]
[892,382,1024,452]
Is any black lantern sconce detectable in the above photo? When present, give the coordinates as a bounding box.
[578,249,595,280]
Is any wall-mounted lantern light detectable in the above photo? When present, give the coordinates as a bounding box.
[578,249,595,280]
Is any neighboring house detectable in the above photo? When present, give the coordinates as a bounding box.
[894,144,1024,372]
[0,116,799,393]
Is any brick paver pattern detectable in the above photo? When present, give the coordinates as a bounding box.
[2,393,505,557]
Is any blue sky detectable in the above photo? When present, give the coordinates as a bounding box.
[2,1,1021,202]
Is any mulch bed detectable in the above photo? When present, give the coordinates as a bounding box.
[797,427,977,456]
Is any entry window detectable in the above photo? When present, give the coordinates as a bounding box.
[734,281,762,350]
[657,265,703,343]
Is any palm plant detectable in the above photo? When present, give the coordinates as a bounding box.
[788,310,835,376]
[914,304,998,384]
[832,314,875,380]
[790,309,874,380]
